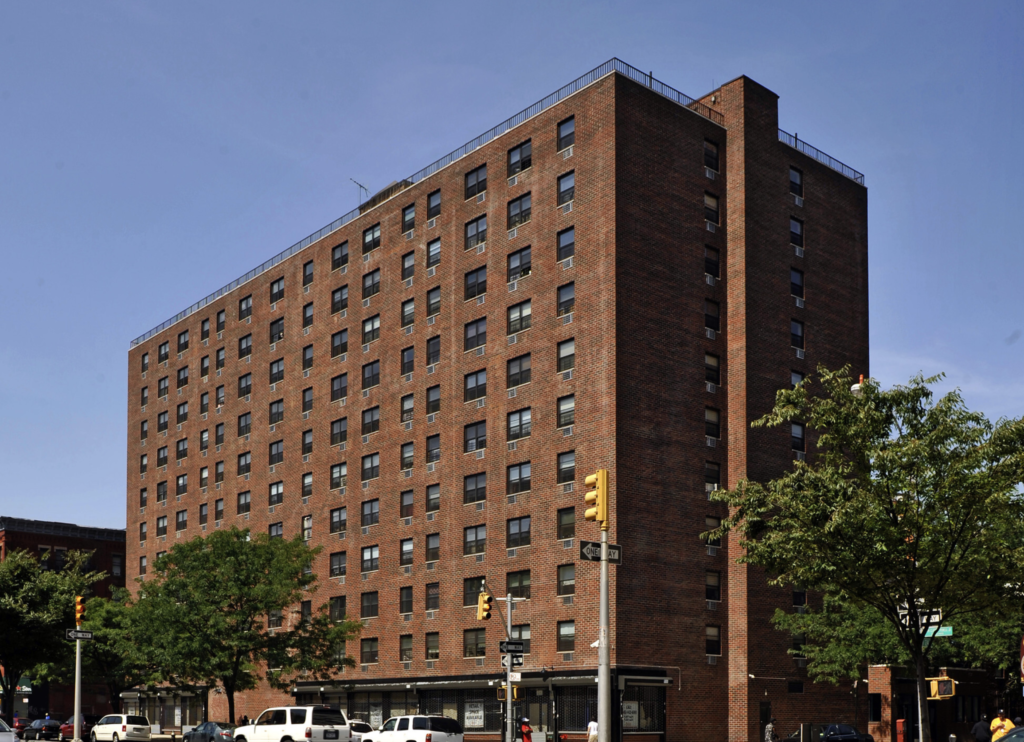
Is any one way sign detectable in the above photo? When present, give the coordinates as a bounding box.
[579,541,623,565]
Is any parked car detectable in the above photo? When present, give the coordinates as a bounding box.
[21,721,62,741]
[9,721,29,738]
[60,715,102,741]
[0,718,18,742]
[183,722,235,742]
[360,716,464,742]
[348,720,373,742]
[233,706,349,742]
[788,724,873,742]
[90,715,151,742]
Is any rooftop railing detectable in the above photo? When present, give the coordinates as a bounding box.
[129,59,722,348]
[779,129,865,185]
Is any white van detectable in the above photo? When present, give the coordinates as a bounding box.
[362,716,463,742]
[90,716,151,742]
[233,707,349,742]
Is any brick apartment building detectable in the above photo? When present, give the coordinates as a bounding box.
[123,59,869,742]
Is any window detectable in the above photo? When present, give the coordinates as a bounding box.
[705,246,720,278]
[463,577,484,606]
[507,353,531,388]
[465,318,486,350]
[464,524,486,555]
[556,227,575,262]
[791,320,804,349]
[465,214,487,250]
[706,571,721,601]
[792,422,806,452]
[553,287,574,322]
[362,453,380,481]
[239,334,252,359]
[330,551,347,577]
[238,373,252,398]
[464,369,487,401]
[426,434,440,463]
[465,163,487,199]
[464,421,487,452]
[200,355,209,377]
[507,516,531,548]
[302,471,313,496]
[332,373,348,401]
[141,352,149,373]
[156,481,168,502]
[426,336,440,365]
[401,395,414,422]
[362,361,380,389]
[156,446,168,467]
[303,302,314,328]
[558,563,576,595]
[140,420,149,441]
[507,193,531,229]
[215,462,224,484]
[330,507,347,534]
[198,503,208,525]
[399,631,413,660]
[156,516,168,537]
[426,385,440,414]
[790,167,803,197]
[270,277,285,303]
[141,386,149,406]
[464,628,486,658]
[239,295,252,320]
[558,507,575,540]
[402,204,415,233]
[302,260,315,287]
[331,330,348,358]
[706,626,721,655]
[464,473,487,504]
[269,318,284,344]
[401,346,415,375]
[300,514,312,541]
[362,315,380,345]
[158,342,169,363]
[174,510,187,531]
[236,412,251,437]
[177,366,189,389]
[330,595,346,622]
[508,462,531,494]
[362,223,381,255]
[139,488,148,508]
[790,217,804,247]
[507,300,531,335]
[705,353,721,385]
[361,592,380,619]
[238,451,251,475]
[427,189,441,219]
[793,587,807,609]
[705,516,721,547]
[788,681,804,694]
[507,569,531,599]
[401,299,415,328]
[269,440,284,465]
[216,385,225,406]
[360,406,380,436]
[426,238,441,268]
[158,377,169,397]
[139,556,147,575]
[330,463,347,490]
[504,248,532,286]
[400,538,414,566]
[237,491,251,515]
[464,266,487,300]
[705,408,721,439]
[199,466,209,488]
[269,399,284,424]
[362,269,380,299]
[332,285,349,314]
[176,438,188,461]
[426,483,440,512]
[704,300,720,331]
[216,310,225,332]
[362,546,380,573]
[557,621,575,652]
[266,358,283,385]
[398,253,415,283]
[214,497,224,520]
[507,409,531,441]
[400,489,414,517]
[426,631,440,659]
[332,241,349,270]
[791,371,805,388]
[269,481,284,506]
[427,286,441,316]
[704,193,720,224]
[508,140,531,175]
[791,268,804,298]
[426,533,441,562]
[557,395,575,428]
[200,392,209,414]
[557,171,575,205]
[401,442,414,470]
[558,116,575,151]
[216,347,225,369]
[557,451,576,483]
[704,140,719,171]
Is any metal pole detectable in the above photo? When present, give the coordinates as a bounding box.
[74,638,82,742]
[598,527,610,742]
[507,593,514,742]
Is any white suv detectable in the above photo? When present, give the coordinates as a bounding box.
[234,707,350,742]
[362,716,463,742]
[90,716,151,742]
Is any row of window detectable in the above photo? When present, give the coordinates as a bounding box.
[353,622,575,664]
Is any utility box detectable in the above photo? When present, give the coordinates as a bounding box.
[800,724,821,742]
[897,719,906,742]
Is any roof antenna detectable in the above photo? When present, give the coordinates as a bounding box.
[350,178,369,204]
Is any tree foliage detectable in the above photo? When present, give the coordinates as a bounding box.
[713,368,1024,742]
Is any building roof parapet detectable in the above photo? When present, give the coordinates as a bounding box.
[779,128,865,185]
[0,516,126,543]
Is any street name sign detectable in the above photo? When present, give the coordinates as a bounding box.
[924,626,952,638]
[500,641,525,653]
[579,541,623,564]
[66,629,94,641]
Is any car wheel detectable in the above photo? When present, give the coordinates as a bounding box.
[235,737,247,742]
[90,734,97,742]
[282,737,293,742]
[113,734,119,742]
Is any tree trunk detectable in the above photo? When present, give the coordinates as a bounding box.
[226,684,235,726]
[1,671,17,725]
[916,655,932,742]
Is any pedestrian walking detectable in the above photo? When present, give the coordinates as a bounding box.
[587,718,598,742]
[972,715,991,742]
[992,710,1014,742]
[765,718,779,742]
[519,717,533,742]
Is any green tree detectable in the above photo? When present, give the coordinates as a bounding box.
[0,550,102,722]
[133,528,360,723]
[713,368,1024,742]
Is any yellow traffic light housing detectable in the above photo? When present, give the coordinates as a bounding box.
[497,685,521,701]
[927,677,955,700]
[75,596,86,627]
[584,469,609,528]
[497,686,506,701]
[513,685,521,701]
[477,591,493,620]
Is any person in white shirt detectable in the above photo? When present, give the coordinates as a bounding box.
[587,718,598,742]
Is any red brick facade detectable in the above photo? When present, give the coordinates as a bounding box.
[124,64,868,742]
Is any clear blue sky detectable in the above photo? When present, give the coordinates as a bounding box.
[1,1,1021,528]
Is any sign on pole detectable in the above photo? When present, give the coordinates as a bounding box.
[509,672,522,682]
[66,629,94,641]
[579,541,623,564]
[500,641,525,654]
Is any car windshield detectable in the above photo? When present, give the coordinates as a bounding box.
[127,717,149,726]
[311,710,346,726]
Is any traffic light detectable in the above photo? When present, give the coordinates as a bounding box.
[497,686,506,701]
[75,596,85,627]
[927,677,955,700]
[584,469,609,527]
[477,591,493,620]
[496,686,521,701]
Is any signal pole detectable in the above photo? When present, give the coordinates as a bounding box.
[505,592,513,742]
[584,470,611,742]
[74,596,85,742]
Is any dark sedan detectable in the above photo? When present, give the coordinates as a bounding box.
[183,722,236,742]
[789,724,874,742]
[21,721,62,741]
